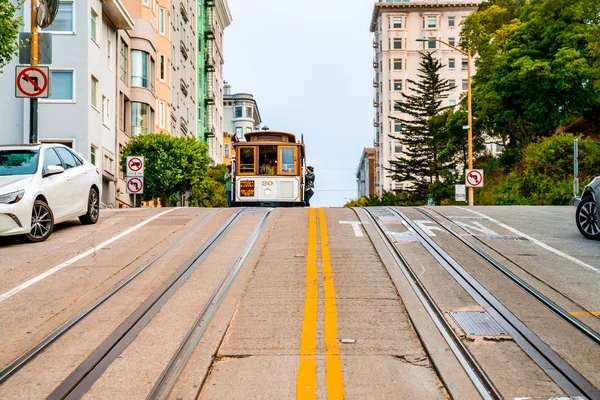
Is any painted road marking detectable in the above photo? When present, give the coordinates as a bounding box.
[339,221,364,237]
[0,209,176,304]
[456,207,600,275]
[450,219,500,236]
[569,311,600,317]
[297,208,318,399]
[319,208,345,400]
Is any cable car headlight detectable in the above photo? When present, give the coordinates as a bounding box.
[264,188,272,196]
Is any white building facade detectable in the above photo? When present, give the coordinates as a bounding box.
[223,83,262,141]
[370,0,481,194]
[0,0,134,208]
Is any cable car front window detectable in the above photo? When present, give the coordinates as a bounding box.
[258,145,277,175]
[239,147,255,174]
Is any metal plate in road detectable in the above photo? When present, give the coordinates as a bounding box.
[449,311,508,336]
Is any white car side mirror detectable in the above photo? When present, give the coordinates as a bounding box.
[44,165,65,177]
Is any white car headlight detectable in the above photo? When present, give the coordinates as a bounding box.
[0,190,25,204]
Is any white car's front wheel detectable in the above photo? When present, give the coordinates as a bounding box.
[24,200,54,243]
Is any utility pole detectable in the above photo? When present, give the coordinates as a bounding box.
[30,0,39,144]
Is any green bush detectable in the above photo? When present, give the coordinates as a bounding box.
[476,133,600,205]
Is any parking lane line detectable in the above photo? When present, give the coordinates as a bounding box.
[456,207,600,275]
[319,208,345,400]
[297,208,318,400]
[0,209,176,304]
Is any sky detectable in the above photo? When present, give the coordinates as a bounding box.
[223,0,375,207]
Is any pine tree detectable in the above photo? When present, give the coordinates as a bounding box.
[387,52,452,201]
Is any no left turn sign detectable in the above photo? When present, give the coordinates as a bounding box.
[466,169,484,188]
[15,66,50,98]
[126,177,144,194]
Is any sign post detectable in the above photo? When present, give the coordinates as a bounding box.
[126,156,145,208]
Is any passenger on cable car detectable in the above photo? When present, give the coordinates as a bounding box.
[267,160,276,175]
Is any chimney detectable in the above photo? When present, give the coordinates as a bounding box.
[224,81,231,96]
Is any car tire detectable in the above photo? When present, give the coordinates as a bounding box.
[23,200,54,243]
[576,196,600,240]
[79,187,100,225]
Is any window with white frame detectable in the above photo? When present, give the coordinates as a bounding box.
[448,58,455,69]
[448,16,455,27]
[159,101,165,128]
[393,59,402,70]
[91,76,99,109]
[47,70,74,101]
[427,16,437,29]
[393,80,402,91]
[448,37,456,46]
[428,37,437,49]
[449,79,456,89]
[462,58,469,70]
[449,99,456,108]
[462,79,468,91]
[102,96,109,124]
[90,146,97,165]
[159,8,166,35]
[393,17,402,29]
[159,54,166,80]
[41,0,73,32]
[395,144,403,153]
[90,8,98,43]
[120,40,128,82]
[394,122,402,133]
[107,39,112,70]
[393,38,402,50]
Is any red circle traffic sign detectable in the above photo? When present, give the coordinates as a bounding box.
[127,177,143,194]
[16,67,48,97]
[128,157,143,172]
[466,170,483,187]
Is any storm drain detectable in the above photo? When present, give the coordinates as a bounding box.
[449,311,509,336]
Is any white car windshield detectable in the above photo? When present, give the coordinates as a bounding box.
[0,149,40,176]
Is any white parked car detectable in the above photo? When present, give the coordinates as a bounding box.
[0,144,101,242]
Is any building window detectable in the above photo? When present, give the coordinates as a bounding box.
[91,76,98,109]
[448,16,455,27]
[246,107,252,118]
[120,40,128,82]
[159,101,165,128]
[131,102,153,136]
[90,8,98,43]
[462,58,469,70]
[449,99,456,108]
[393,17,402,29]
[235,127,243,139]
[224,144,230,159]
[393,59,402,70]
[107,39,112,70]
[428,38,437,49]
[104,154,114,173]
[90,146,97,165]
[246,127,252,133]
[427,16,437,29]
[102,96,109,124]
[131,50,154,91]
[393,38,402,49]
[395,144,403,153]
[449,79,456,89]
[42,1,73,32]
[394,122,402,133]
[159,54,166,80]
[159,8,166,35]
[393,80,402,91]
[234,106,242,118]
[462,79,468,91]
[47,70,74,101]
[448,58,455,69]
[448,37,456,46]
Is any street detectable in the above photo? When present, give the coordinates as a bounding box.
[0,206,598,399]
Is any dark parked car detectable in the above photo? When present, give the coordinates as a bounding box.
[576,177,600,240]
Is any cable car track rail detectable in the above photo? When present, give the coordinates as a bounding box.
[46,208,260,400]
[0,208,222,385]
[382,206,600,399]
[357,207,501,400]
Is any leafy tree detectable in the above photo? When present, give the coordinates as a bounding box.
[120,134,210,206]
[0,0,22,71]
[387,52,454,202]
[189,164,227,207]
[462,0,600,147]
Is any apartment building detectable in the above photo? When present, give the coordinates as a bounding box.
[370,0,481,194]
[223,83,262,141]
[356,148,376,198]
[203,0,231,164]
[0,0,134,208]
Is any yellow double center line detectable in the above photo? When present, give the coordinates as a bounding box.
[297,208,345,399]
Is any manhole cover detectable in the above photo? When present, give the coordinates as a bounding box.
[449,311,508,336]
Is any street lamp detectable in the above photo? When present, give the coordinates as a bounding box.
[416,37,474,206]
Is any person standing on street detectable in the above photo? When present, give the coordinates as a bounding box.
[224,165,233,207]
[304,166,315,207]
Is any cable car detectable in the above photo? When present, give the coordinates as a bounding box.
[231,131,306,207]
